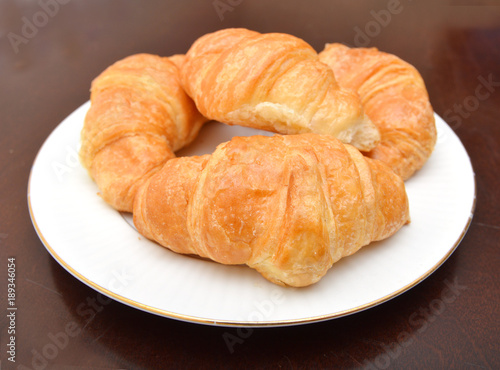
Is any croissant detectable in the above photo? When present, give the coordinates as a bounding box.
[133,133,410,287]
[180,28,380,151]
[319,43,437,180]
[80,53,208,212]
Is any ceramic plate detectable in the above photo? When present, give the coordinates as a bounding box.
[28,101,475,327]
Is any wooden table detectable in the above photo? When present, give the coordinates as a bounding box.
[1,1,499,368]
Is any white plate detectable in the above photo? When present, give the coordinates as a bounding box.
[28,101,475,327]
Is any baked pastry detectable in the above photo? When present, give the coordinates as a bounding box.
[180,28,380,151]
[133,134,410,287]
[319,43,436,180]
[80,53,208,212]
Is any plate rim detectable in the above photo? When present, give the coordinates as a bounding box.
[27,197,475,327]
[27,102,477,327]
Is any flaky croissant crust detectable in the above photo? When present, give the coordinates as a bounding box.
[319,44,437,180]
[133,134,410,287]
[80,53,207,212]
[77,31,433,287]
[180,28,380,151]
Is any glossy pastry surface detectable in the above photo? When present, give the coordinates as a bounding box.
[134,134,410,287]
[181,28,380,151]
[319,43,436,179]
[80,53,207,212]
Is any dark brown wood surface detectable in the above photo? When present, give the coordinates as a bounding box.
[1,1,499,369]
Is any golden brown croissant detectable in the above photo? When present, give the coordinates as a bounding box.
[133,134,410,287]
[319,43,437,180]
[180,28,380,151]
[80,53,208,212]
